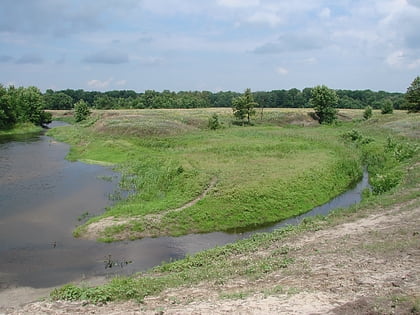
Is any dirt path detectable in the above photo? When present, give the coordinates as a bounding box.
[5,200,419,314]
[83,177,218,240]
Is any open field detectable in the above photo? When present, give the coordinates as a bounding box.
[4,108,420,314]
[48,108,368,241]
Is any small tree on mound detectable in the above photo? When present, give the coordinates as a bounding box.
[232,88,257,125]
[363,106,373,120]
[74,100,91,122]
[405,76,420,112]
[208,113,221,130]
[310,85,338,124]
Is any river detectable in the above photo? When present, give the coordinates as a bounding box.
[0,122,369,291]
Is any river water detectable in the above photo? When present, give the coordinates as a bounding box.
[0,123,369,290]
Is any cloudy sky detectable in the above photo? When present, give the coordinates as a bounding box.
[1,0,419,92]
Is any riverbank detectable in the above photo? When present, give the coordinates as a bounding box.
[3,109,419,314]
[0,123,42,136]
[9,196,419,314]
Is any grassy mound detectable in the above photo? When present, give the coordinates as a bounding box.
[48,108,367,241]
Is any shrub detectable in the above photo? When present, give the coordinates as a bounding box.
[74,100,91,122]
[381,99,394,114]
[208,113,221,130]
[370,170,402,195]
[363,106,373,120]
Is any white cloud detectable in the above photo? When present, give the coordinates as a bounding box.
[386,50,405,67]
[87,78,113,89]
[276,67,288,75]
[246,11,282,27]
[319,7,331,19]
[386,50,420,69]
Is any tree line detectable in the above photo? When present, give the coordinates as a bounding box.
[44,87,406,111]
[2,77,419,130]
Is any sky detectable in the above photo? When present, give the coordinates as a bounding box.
[0,0,419,93]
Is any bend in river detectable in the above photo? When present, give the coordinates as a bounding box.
[0,123,369,290]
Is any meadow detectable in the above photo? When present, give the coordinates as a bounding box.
[47,108,420,306]
[49,108,370,241]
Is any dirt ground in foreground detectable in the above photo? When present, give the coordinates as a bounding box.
[2,201,419,315]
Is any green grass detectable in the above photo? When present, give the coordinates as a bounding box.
[49,109,420,305]
[0,122,42,136]
[48,109,364,239]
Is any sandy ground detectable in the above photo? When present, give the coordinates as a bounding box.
[2,201,419,314]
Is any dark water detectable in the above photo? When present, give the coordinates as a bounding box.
[0,123,369,290]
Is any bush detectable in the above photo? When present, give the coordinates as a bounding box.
[208,113,221,130]
[381,99,394,114]
[386,136,419,162]
[74,100,91,122]
[363,106,372,120]
[370,169,402,195]
[341,129,374,144]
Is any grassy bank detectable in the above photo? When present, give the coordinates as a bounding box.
[0,122,42,136]
[48,109,364,241]
[49,109,419,306]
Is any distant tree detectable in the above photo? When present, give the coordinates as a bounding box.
[94,95,115,109]
[74,100,91,122]
[363,105,373,120]
[310,85,339,124]
[302,87,312,108]
[381,99,394,114]
[405,76,420,112]
[232,88,258,124]
[44,90,74,110]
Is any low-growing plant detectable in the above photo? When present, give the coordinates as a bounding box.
[370,169,403,195]
[386,136,419,162]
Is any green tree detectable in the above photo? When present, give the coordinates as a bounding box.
[0,85,17,129]
[363,105,373,120]
[381,99,393,114]
[208,113,221,130]
[15,86,52,126]
[405,76,420,112]
[310,85,339,124]
[74,100,91,122]
[44,90,73,110]
[232,88,257,124]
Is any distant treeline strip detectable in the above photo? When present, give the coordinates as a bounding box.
[44,88,405,110]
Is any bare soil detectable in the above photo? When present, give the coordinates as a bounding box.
[83,177,218,241]
[3,199,419,314]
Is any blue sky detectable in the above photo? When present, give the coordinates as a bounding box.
[1,0,419,92]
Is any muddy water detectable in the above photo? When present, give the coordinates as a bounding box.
[0,123,369,291]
